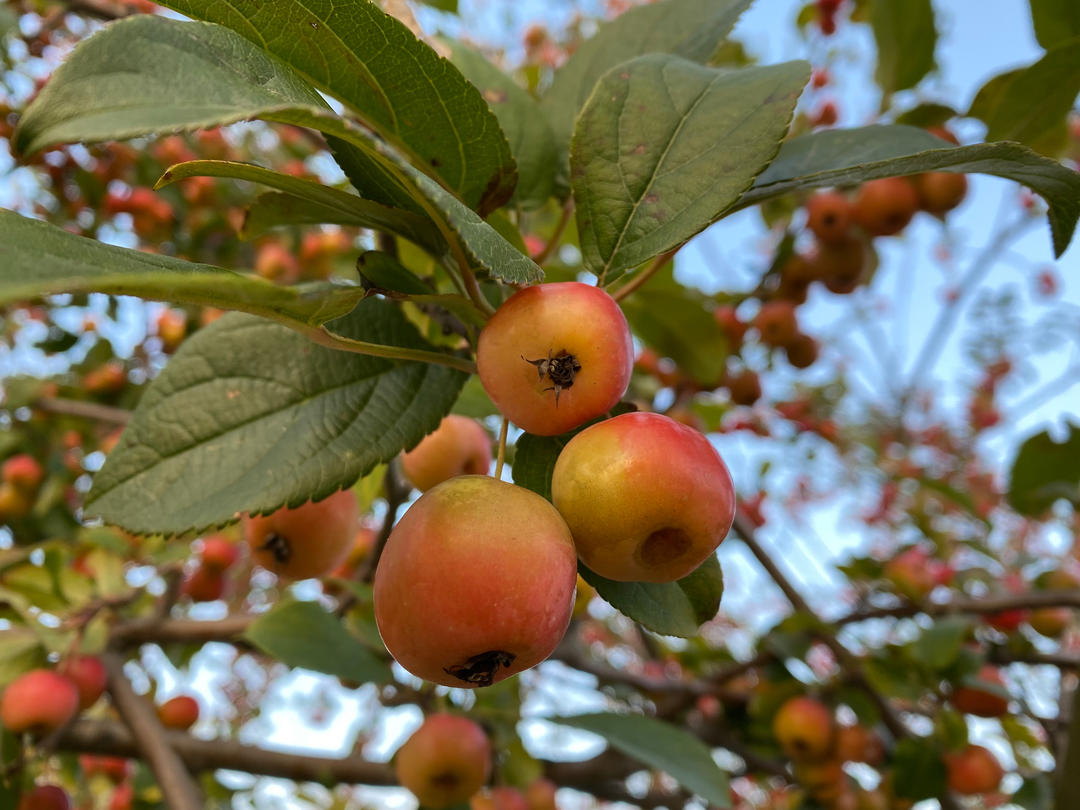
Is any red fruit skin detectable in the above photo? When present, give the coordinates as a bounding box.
[526,778,558,810]
[394,713,492,808]
[477,282,633,436]
[181,565,227,602]
[0,670,80,733]
[912,172,968,216]
[806,192,853,244]
[198,535,239,572]
[108,782,133,810]
[374,476,577,688]
[853,177,919,236]
[472,788,530,810]
[753,301,799,348]
[58,655,107,710]
[79,756,131,783]
[946,745,1003,795]
[17,785,70,810]
[244,489,359,581]
[401,415,492,492]
[773,696,835,761]
[951,666,1009,718]
[985,609,1028,633]
[1028,607,1071,638]
[2,454,44,491]
[157,695,199,730]
[551,412,736,582]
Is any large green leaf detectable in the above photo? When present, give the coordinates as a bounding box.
[85,301,467,536]
[244,600,391,683]
[572,56,808,282]
[154,0,515,214]
[737,125,1080,258]
[448,40,558,210]
[580,556,724,638]
[0,209,361,326]
[542,0,752,172]
[967,40,1080,156]
[869,0,936,97]
[1007,422,1080,516]
[552,713,730,806]
[1030,0,1080,50]
[156,160,443,251]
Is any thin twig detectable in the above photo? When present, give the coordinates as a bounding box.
[532,200,574,266]
[33,397,131,424]
[303,324,477,374]
[610,249,679,303]
[358,464,409,584]
[102,652,204,810]
[494,416,509,479]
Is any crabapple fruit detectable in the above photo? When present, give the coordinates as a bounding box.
[472,788,530,810]
[1029,607,1071,638]
[393,713,492,808]
[2,454,44,492]
[951,665,1009,717]
[58,655,106,710]
[198,535,239,572]
[401,415,492,491]
[181,565,227,602]
[526,778,558,810]
[785,333,819,369]
[912,172,967,216]
[476,282,633,436]
[17,785,70,810]
[245,488,358,581]
[773,696,835,761]
[946,744,1003,795]
[551,412,735,582]
[79,756,130,782]
[374,476,576,687]
[852,177,919,236]
[806,192,852,244]
[753,300,799,348]
[0,669,80,734]
[157,695,199,730]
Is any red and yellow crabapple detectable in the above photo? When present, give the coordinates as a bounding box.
[394,713,492,808]
[401,415,492,491]
[245,489,359,581]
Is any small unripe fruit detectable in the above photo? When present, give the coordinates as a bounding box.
[198,535,239,572]
[773,696,835,761]
[157,695,199,730]
[951,665,1009,717]
[245,489,359,581]
[2,454,44,492]
[58,655,107,710]
[551,412,735,582]
[853,178,919,237]
[0,669,80,734]
[911,172,967,216]
[946,744,1003,795]
[472,788,530,810]
[401,415,492,491]
[374,476,576,687]
[806,192,853,244]
[17,785,70,810]
[753,301,799,348]
[394,714,492,808]
[0,482,33,521]
[477,282,633,436]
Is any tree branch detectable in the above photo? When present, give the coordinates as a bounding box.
[33,397,131,424]
[835,590,1080,626]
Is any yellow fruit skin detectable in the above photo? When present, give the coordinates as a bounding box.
[394,713,491,809]
[401,415,492,492]
[773,697,835,761]
[244,489,359,581]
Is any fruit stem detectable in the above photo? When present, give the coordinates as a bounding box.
[494,416,509,479]
[303,325,477,374]
[532,199,574,265]
[609,248,679,302]
[460,265,496,319]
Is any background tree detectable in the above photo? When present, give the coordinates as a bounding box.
[1,1,1079,809]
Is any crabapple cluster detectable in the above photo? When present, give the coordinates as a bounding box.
[373,282,736,690]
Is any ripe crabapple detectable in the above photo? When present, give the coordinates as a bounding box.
[951,665,1009,717]
[912,172,968,216]
[1028,607,1071,638]
[374,476,577,687]
[472,787,530,810]
[79,756,131,782]
[526,778,558,810]
[773,696,835,761]
[476,282,633,436]
[946,744,1003,795]
[393,713,492,808]
[331,526,378,579]
[884,546,938,599]
[713,305,748,349]
[181,565,227,602]
[985,608,1027,633]
[197,535,239,572]
[244,488,359,581]
[58,655,106,710]
[0,669,80,734]
[852,177,919,236]
[806,192,852,244]
[550,412,735,582]
[401,415,492,491]
[2,454,44,492]
[753,300,799,348]
[17,785,70,810]
[785,333,819,369]
[835,723,884,765]
[812,235,866,295]
[157,695,199,730]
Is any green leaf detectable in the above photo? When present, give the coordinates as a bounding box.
[911,617,972,670]
[397,162,544,285]
[579,558,724,639]
[85,301,467,536]
[893,103,959,129]
[571,56,808,282]
[552,713,730,807]
[356,251,487,327]
[542,0,753,175]
[243,600,391,683]
[0,210,362,326]
[0,629,46,687]
[156,160,443,251]
[448,41,558,209]
[1030,0,1080,50]
[966,40,1080,156]
[869,0,936,97]
[737,125,1080,258]
[154,0,515,214]
[1008,422,1080,516]
[893,738,948,801]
